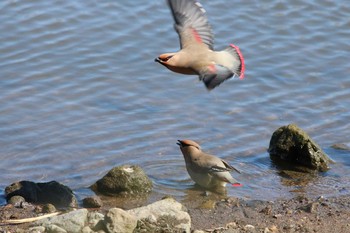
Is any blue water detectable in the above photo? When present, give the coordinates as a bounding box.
[0,0,349,205]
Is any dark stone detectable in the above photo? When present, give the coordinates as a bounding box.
[268,124,332,172]
[82,196,102,208]
[91,165,152,196]
[5,180,78,208]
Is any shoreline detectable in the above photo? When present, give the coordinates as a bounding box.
[1,194,349,232]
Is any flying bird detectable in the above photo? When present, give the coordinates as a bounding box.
[155,0,245,90]
[177,139,242,189]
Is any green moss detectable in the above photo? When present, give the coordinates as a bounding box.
[91,165,153,196]
[268,124,332,172]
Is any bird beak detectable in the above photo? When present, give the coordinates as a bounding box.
[155,57,161,63]
[176,140,182,146]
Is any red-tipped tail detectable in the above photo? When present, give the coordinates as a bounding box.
[229,44,245,80]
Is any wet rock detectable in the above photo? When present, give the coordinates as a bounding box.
[127,197,191,233]
[82,196,102,208]
[35,209,88,233]
[105,208,137,233]
[91,165,152,196]
[268,124,332,172]
[5,180,78,208]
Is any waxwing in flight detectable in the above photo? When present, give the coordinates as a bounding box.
[155,0,245,90]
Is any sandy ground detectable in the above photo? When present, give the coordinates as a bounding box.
[186,194,350,232]
[1,194,350,233]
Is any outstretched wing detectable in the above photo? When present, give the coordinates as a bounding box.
[167,0,214,49]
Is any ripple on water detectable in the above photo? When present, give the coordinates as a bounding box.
[0,0,350,204]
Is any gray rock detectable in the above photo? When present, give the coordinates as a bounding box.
[127,197,191,233]
[28,226,46,233]
[91,165,152,196]
[46,224,67,233]
[83,196,102,208]
[105,208,137,233]
[8,195,25,206]
[36,209,88,233]
[81,226,94,233]
[87,211,106,231]
[5,180,78,208]
[268,124,332,172]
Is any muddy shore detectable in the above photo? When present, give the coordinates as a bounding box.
[1,193,349,232]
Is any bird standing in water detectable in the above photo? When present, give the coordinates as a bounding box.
[177,139,242,190]
[155,0,245,90]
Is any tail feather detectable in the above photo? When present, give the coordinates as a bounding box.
[200,64,233,90]
[226,44,245,79]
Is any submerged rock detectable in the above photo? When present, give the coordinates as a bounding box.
[268,124,332,172]
[91,165,152,196]
[5,180,78,208]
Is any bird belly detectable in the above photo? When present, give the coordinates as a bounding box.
[187,167,226,188]
[164,65,197,75]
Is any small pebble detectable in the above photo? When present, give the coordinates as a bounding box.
[8,195,25,207]
[42,203,57,213]
[244,224,255,230]
[82,196,102,208]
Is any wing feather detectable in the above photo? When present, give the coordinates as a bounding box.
[167,0,214,49]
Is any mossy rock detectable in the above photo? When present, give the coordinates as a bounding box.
[268,124,332,172]
[91,165,152,196]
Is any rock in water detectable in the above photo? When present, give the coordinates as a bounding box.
[91,165,152,196]
[5,180,78,208]
[268,124,332,172]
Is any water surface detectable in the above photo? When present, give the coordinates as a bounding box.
[0,0,349,205]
